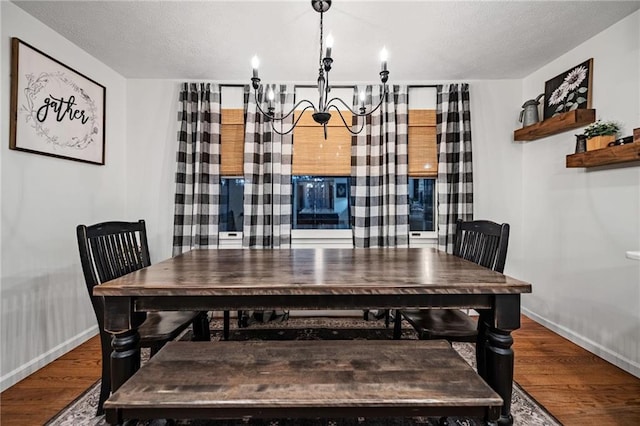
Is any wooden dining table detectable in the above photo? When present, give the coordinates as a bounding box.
[94,247,531,426]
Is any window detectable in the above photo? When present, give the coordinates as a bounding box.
[219,87,246,235]
[408,87,438,236]
[409,178,436,231]
[290,87,352,232]
[219,178,244,232]
[292,176,350,229]
[218,86,439,239]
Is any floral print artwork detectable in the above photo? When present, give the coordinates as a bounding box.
[543,59,592,120]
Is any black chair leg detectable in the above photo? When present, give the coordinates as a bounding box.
[392,309,402,340]
[476,310,489,378]
[97,333,112,416]
[238,310,249,328]
[223,310,230,341]
[192,312,210,341]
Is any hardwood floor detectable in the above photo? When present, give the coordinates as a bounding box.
[0,335,102,425]
[1,316,639,425]
[512,317,640,425]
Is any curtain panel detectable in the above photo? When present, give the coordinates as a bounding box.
[350,84,409,248]
[242,84,294,249]
[172,82,221,255]
[436,83,474,253]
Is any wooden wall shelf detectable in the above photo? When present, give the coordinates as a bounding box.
[566,142,640,168]
[514,109,596,141]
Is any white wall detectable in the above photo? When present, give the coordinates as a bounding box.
[125,80,180,262]
[0,2,128,390]
[470,80,525,277]
[519,11,640,376]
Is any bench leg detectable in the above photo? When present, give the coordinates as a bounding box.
[104,407,121,425]
[485,326,514,426]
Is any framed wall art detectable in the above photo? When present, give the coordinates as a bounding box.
[10,38,106,165]
[543,58,593,120]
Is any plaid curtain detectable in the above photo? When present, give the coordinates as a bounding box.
[242,84,294,248]
[350,85,409,248]
[172,83,221,255]
[436,83,474,253]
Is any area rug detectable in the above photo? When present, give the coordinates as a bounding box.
[47,317,562,426]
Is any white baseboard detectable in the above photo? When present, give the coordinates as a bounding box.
[522,308,640,378]
[0,325,99,392]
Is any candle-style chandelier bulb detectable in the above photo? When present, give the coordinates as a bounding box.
[325,34,334,59]
[251,55,260,89]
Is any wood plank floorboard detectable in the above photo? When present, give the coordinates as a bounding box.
[1,316,639,425]
[512,317,640,425]
[0,335,102,426]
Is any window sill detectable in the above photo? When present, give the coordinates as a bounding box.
[220,230,437,249]
[292,229,352,239]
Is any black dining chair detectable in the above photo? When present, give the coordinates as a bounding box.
[394,219,510,343]
[77,220,210,415]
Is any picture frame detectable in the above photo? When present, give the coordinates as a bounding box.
[336,182,347,198]
[10,38,106,165]
[543,58,593,120]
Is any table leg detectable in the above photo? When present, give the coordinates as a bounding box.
[110,329,141,393]
[485,326,514,426]
[104,297,144,395]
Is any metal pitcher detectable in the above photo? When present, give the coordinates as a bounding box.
[519,93,544,127]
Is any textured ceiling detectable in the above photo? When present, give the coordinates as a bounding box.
[11,0,640,81]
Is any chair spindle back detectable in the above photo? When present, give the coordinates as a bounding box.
[452,219,509,273]
[77,220,151,328]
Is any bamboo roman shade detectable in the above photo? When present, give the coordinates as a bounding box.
[221,108,244,176]
[292,109,352,176]
[219,108,437,178]
[408,109,437,177]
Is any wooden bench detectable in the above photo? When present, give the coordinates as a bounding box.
[104,340,502,425]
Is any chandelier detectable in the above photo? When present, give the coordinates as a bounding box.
[250,0,389,138]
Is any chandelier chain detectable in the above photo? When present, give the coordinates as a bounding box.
[319,11,324,69]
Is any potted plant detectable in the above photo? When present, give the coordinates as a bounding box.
[582,120,621,150]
